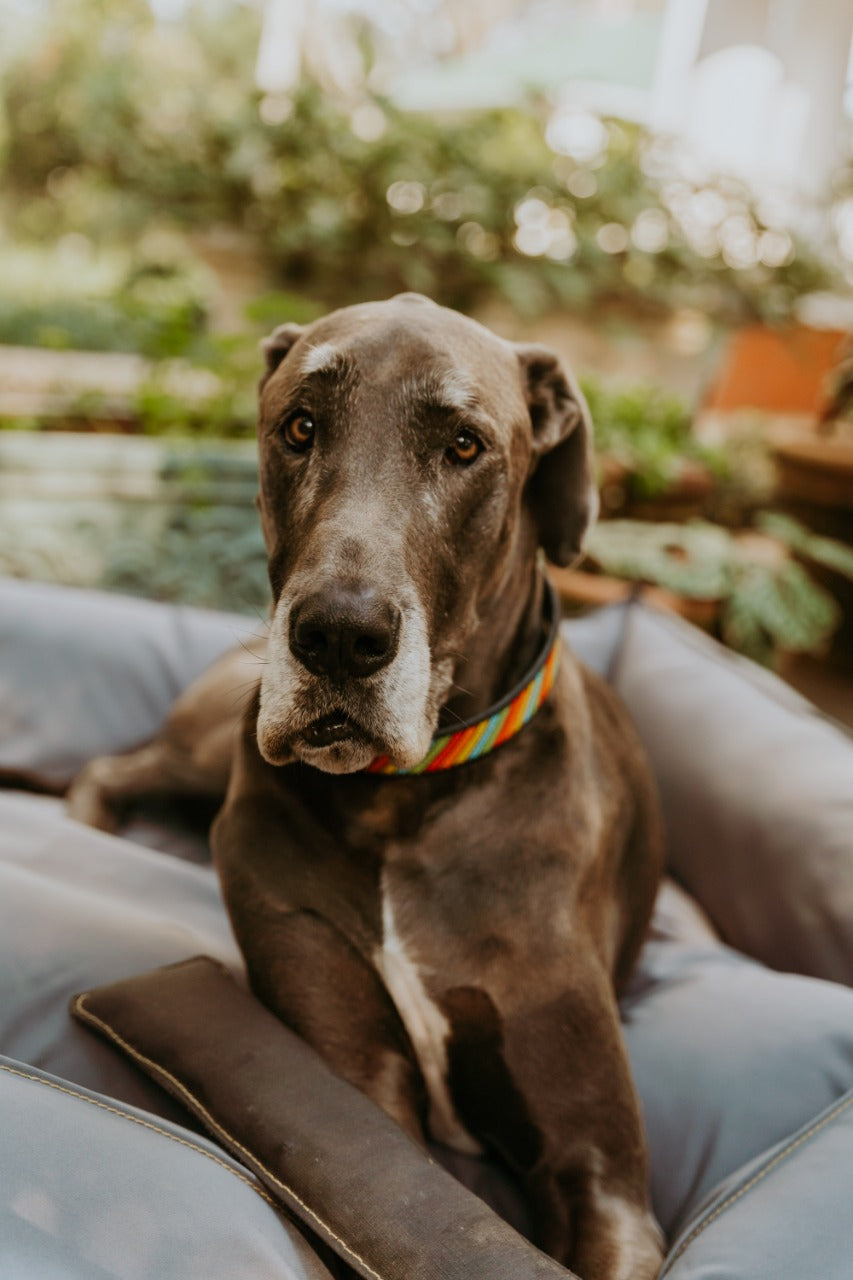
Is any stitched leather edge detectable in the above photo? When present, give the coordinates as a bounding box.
[72,992,384,1280]
[660,1090,853,1274]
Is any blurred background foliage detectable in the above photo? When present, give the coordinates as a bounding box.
[0,0,841,366]
[0,0,850,675]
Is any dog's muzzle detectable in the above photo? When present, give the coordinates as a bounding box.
[257,579,435,774]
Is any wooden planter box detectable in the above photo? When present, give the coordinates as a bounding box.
[598,453,717,521]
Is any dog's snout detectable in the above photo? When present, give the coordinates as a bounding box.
[289,587,401,681]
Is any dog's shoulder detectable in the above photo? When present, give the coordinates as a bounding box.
[577,660,650,770]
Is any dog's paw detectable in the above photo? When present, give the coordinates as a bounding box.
[65,759,123,833]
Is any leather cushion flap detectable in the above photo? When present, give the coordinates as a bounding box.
[71,955,574,1280]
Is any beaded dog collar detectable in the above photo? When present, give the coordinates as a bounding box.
[366,579,561,776]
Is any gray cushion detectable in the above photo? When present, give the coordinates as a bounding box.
[2,788,853,1278]
[662,1087,853,1280]
[3,579,853,1279]
[0,577,260,788]
[0,790,240,1118]
[0,1055,332,1280]
[608,604,853,986]
[622,937,853,1237]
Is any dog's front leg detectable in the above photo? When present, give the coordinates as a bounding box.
[242,906,430,1146]
[213,802,429,1146]
[514,980,662,1280]
[445,973,662,1280]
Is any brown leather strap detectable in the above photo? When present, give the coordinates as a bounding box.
[72,956,575,1280]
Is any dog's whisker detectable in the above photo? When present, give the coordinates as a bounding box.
[235,628,269,647]
[236,646,268,665]
[232,631,269,660]
[225,679,264,712]
[439,703,469,728]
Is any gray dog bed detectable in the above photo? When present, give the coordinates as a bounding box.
[1,576,852,1279]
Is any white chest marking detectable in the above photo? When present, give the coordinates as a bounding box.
[374,885,483,1155]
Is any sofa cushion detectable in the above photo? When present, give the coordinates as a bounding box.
[0,1055,332,1280]
[621,936,853,1237]
[611,604,853,986]
[3,787,853,1261]
[0,577,259,789]
[662,1087,853,1280]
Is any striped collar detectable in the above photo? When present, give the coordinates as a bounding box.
[366,579,561,776]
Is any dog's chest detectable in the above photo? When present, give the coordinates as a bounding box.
[373,871,484,1155]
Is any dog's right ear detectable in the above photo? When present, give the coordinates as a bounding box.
[517,344,598,567]
[259,323,305,389]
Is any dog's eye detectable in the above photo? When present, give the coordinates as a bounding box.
[445,430,483,466]
[281,412,315,452]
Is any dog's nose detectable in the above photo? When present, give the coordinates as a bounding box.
[289,587,401,680]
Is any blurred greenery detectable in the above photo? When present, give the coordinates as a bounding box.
[0,1,849,665]
[0,0,839,351]
[757,511,853,578]
[99,503,270,611]
[585,517,851,665]
[0,274,207,355]
[0,337,731,516]
[130,334,260,436]
[582,378,727,505]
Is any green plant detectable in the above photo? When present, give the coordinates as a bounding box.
[584,517,851,665]
[580,376,727,505]
[0,260,209,356]
[130,333,260,438]
[756,512,853,577]
[0,0,838,327]
[99,504,269,612]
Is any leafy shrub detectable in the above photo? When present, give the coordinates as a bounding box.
[0,277,206,356]
[580,376,726,501]
[0,0,836,328]
[584,517,852,665]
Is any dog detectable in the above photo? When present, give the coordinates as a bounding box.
[68,295,665,1279]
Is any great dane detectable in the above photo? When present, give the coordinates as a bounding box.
[69,295,664,1279]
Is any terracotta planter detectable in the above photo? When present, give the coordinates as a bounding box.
[705,325,848,418]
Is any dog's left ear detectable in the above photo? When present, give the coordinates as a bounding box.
[516,344,598,566]
[259,322,305,389]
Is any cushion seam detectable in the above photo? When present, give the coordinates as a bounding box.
[0,1057,277,1209]
[662,1090,853,1273]
[72,992,383,1280]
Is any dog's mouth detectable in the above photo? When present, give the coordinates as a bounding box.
[300,710,362,749]
[273,706,383,774]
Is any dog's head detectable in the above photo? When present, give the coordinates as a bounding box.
[255,294,596,774]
